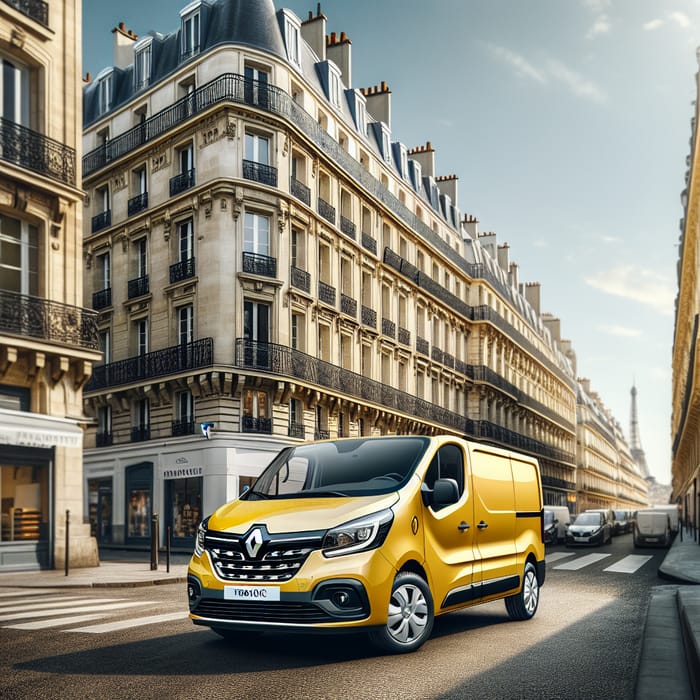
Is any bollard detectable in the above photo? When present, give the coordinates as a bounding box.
[166,525,171,573]
[150,513,159,570]
[65,509,70,576]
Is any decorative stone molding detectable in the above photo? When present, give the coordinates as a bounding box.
[112,171,127,192]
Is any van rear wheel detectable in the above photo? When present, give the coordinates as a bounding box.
[368,571,434,654]
[505,561,539,621]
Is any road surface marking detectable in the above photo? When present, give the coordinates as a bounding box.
[0,596,90,611]
[546,552,576,563]
[603,555,653,574]
[0,590,59,599]
[0,601,153,622]
[67,611,189,633]
[5,613,107,630]
[553,553,612,570]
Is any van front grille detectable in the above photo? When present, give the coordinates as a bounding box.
[193,597,333,624]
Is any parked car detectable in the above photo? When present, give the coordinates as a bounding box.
[584,508,615,533]
[634,510,672,547]
[544,506,570,544]
[613,510,632,535]
[565,511,612,546]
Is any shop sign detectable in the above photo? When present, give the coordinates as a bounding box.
[0,427,82,448]
[162,458,204,480]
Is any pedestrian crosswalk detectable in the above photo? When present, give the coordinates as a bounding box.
[547,551,654,574]
[0,591,188,634]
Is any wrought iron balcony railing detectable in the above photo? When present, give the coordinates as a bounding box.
[290,177,311,206]
[416,336,429,356]
[0,117,74,185]
[288,422,305,439]
[95,432,113,447]
[242,251,277,278]
[431,346,444,364]
[92,288,112,310]
[172,419,196,436]
[242,416,272,434]
[169,168,195,196]
[86,337,213,391]
[340,294,357,318]
[131,425,151,442]
[340,215,356,240]
[0,289,98,350]
[361,305,377,328]
[169,257,196,284]
[127,275,149,299]
[290,266,310,293]
[382,317,396,338]
[318,280,336,306]
[362,232,377,255]
[318,197,335,225]
[91,210,111,233]
[242,159,278,187]
[2,0,49,26]
[398,327,411,346]
[127,192,148,216]
[315,429,330,440]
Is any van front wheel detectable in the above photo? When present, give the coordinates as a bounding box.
[505,561,540,621]
[369,572,434,654]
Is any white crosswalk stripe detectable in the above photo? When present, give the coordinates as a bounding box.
[603,554,653,574]
[5,613,108,631]
[67,611,188,634]
[0,600,152,623]
[0,596,102,611]
[552,553,612,570]
[546,552,576,564]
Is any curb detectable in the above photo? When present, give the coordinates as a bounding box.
[679,589,700,700]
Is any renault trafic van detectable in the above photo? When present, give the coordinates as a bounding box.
[187,435,545,653]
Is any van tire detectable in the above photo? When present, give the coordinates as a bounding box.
[368,571,434,654]
[505,561,539,621]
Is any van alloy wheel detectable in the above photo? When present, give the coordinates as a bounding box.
[505,561,540,621]
[369,571,434,654]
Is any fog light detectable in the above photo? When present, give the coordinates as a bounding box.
[187,577,201,602]
[332,590,351,607]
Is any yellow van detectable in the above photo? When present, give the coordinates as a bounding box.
[187,435,545,653]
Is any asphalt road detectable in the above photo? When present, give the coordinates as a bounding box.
[0,533,671,700]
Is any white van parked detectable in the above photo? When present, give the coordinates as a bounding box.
[544,506,571,544]
[650,505,680,533]
[634,510,672,547]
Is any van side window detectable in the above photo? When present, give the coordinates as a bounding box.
[424,444,464,496]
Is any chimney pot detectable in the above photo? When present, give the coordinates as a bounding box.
[119,21,125,31]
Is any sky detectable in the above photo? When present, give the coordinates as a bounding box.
[82,0,700,483]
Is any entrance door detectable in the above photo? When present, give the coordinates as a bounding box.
[125,462,153,544]
[421,442,478,611]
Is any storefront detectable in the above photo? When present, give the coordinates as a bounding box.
[163,465,203,549]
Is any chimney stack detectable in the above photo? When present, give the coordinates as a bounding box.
[541,313,561,342]
[408,141,435,177]
[112,22,138,69]
[497,243,510,273]
[436,174,458,208]
[301,4,327,62]
[327,31,352,87]
[360,81,391,128]
[523,282,541,316]
[462,214,479,240]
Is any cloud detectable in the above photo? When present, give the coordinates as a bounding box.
[598,324,642,338]
[643,18,664,31]
[584,265,675,315]
[643,12,692,31]
[599,234,622,244]
[670,11,691,28]
[484,43,606,103]
[586,14,611,39]
[581,0,610,11]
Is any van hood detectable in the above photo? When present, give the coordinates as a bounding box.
[207,492,401,534]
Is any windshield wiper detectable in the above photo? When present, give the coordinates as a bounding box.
[297,490,349,498]
[245,489,272,500]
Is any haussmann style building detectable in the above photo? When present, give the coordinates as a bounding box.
[80,0,639,551]
[0,0,101,570]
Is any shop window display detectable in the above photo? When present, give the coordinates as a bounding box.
[169,477,202,540]
[1,464,48,541]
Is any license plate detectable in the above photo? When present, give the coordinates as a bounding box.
[574,536,588,542]
[224,585,280,602]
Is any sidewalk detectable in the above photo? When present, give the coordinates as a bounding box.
[636,529,700,700]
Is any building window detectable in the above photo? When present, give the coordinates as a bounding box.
[97,405,112,446]
[132,398,150,442]
[0,214,38,295]
[283,13,301,67]
[129,166,148,215]
[242,389,270,433]
[244,65,269,107]
[96,70,113,115]
[1,56,30,126]
[328,67,341,108]
[245,132,270,166]
[135,237,148,278]
[92,185,111,232]
[178,219,194,261]
[0,463,48,543]
[289,398,304,438]
[135,318,148,355]
[178,305,193,345]
[180,5,201,59]
[98,328,111,364]
[243,212,270,256]
[134,39,152,89]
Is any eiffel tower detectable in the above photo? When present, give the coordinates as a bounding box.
[630,384,651,479]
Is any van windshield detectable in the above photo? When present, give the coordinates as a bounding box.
[244,437,430,499]
[573,513,602,526]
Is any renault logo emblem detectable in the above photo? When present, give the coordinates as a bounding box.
[244,528,264,559]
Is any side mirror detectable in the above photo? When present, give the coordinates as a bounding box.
[431,478,460,507]
[554,518,559,525]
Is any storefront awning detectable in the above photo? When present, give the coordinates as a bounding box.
[0,409,83,449]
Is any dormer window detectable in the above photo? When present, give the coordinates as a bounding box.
[134,37,152,90]
[347,89,367,137]
[410,160,422,194]
[399,145,409,179]
[180,2,202,59]
[96,69,113,115]
[282,11,301,68]
[319,61,342,109]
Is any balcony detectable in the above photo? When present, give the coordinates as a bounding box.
[172,419,195,436]
[318,280,336,306]
[86,337,214,391]
[242,159,278,187]
[362,232,377,255]
[242,251,277,278]
[290,177,311,206]
[242,416,272,434]
[169,168,195,196]
[95,432,113,447]
[127,275,149,299]
[416,336,430,356]
[169,257,196,284]
[288,422,305,439]
[0,117,75,185]
[290,266,310,293]
[361,305,377,328]
[318,197,335,225]
[127,192,149,216]
[91,210,111,233]
[0,289,98,350]
[340,216,356,240]
[431,346,444,364]
[340,294,357,318]
[2,0,49,27]
[398,327,411,346]
[131,425,151,442]
[315,429,330,440]
[92,288,112,310]
[382,317,396,339]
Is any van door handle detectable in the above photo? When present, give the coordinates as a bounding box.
[477,521,489,529]
[457,521,470,532]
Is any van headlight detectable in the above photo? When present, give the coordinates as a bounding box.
[322,509,394,558]
[194,516,210,556]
